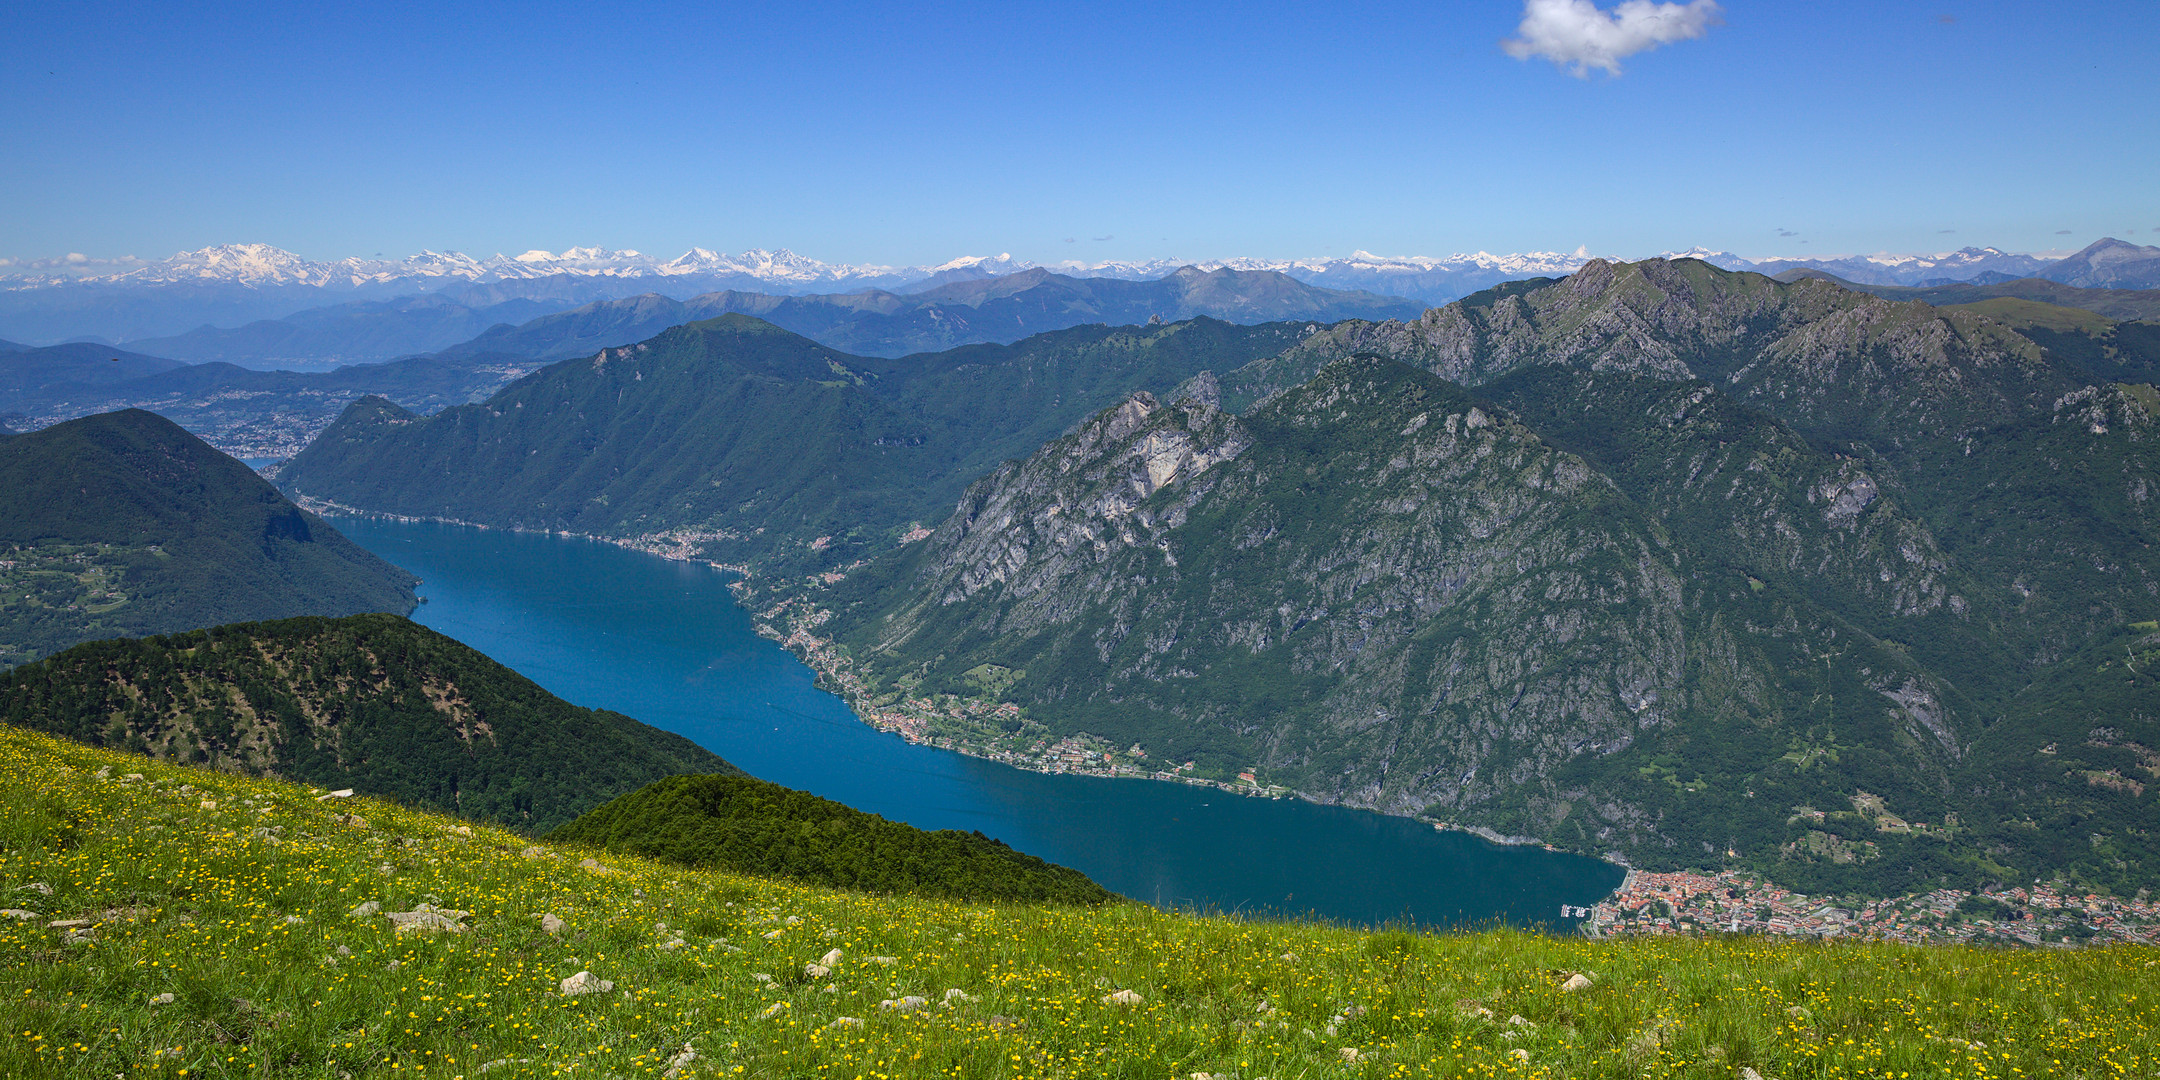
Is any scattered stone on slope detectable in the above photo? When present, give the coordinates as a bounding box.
[559,971,613,996]
[383,904,469,933]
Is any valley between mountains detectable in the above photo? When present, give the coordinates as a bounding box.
[269,256,2160,909]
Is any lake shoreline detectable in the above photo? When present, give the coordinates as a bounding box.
[312,507,2159,945]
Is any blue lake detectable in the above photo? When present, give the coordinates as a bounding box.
[338,516,1624,929]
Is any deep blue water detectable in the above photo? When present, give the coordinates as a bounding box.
[338,517,1624,929]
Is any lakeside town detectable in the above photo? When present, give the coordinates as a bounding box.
[1589,867,2160,946]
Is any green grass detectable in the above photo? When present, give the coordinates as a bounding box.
[3,722,2157,1080]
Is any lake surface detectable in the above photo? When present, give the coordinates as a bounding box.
[338,517,1625,929]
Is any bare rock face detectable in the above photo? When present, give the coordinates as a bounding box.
[924,390,1252,607]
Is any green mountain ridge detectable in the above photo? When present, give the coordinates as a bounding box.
[0,409,417,665]
[278,314,1312,575]
[0,613,742,833]
[545,773,1117,905]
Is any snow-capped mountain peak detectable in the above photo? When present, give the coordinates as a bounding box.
[0,239,2094,302]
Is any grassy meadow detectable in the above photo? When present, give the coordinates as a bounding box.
[1,722,2154,1080]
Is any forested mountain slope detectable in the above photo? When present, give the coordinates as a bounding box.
[0,409,416,665]
[278,315,1310,574]
[548,773,1116,904]
[0,613,741,832]
[801,261,2159,897]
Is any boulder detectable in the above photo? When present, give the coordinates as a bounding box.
[383,904,470,933]
[539,914,566,934]
[560,971,613,996]
[1102,989,1144,1006]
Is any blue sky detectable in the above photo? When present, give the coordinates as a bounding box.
[2,0,2154,266]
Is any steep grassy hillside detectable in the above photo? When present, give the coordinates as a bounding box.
[3,724,2155,1079]
[548,774,1114,905]
[0,614,739,833]
[0,410,416,666]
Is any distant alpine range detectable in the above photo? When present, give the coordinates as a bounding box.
[7,237,2158,348]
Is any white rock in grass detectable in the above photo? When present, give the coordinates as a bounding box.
[943,988,973,1003]
[560,971,613,996]
[1561,972,1594,992]
[0,910,38,921]
[829,1016,864,1030]
[1339,1047,1362,1062]
[539,913,566,934]
[878,996,928,1012]
[804,963,830,978]
[1102,989,1144,1006]
[17,883,53,896]
[383,904,469,933]
[868,955,898,966]
[820,948,844,966]
[762,929,786,940]
[758,1002,788,1020]
[149,993,174,1006]
[316,789,355,800]
[661,1045,701,1079]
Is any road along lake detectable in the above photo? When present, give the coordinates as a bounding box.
[339,517,1624,928]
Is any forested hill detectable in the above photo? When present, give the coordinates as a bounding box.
[0,409,416,666]
[546,773,1117,905]
[277,314,1309,575]
[0,613,742,832]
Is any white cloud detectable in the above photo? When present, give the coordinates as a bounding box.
[1502,0,1724,77]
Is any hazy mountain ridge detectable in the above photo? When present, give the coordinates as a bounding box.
[2,347,546,459]
[444,267,1420,360]
[16,238,2146,347]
